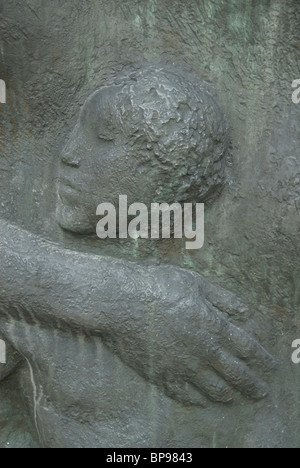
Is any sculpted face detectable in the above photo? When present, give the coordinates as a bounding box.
[56,70,229,235]
[56,86,161,234]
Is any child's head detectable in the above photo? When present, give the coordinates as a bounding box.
[57,68,230,234]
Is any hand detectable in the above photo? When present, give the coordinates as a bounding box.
[0,220,277,406]
[105,267,277,407]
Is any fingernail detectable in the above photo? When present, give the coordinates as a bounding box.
[253,383,269,400]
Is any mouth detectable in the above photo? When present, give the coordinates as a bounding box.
[57,179,81,204]
[59,176,81,193]
[59,177,79,191]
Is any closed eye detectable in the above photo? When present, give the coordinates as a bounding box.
[98,134,114,142]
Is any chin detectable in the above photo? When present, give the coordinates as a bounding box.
[56,203,95,235]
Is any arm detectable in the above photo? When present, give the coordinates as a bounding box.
[0,219,276,406]
[0,218,181,334]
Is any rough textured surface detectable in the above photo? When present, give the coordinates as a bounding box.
[0,0,299,448]
[56,67,230,235]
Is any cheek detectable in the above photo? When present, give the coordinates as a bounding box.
[110,167,135,194]
[77,155,103,193]
[85,145,140,199]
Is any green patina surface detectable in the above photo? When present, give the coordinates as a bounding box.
[0,0,299,448]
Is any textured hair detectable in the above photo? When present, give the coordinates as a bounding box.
[106,68,230,203]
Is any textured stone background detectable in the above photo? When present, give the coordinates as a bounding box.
[0,0,300,447]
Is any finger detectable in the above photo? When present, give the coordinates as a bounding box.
[191,369,234,403]
[211,350,269,400]
[163,379,208,408]
[199,278,250,322]
[224,322,278,372]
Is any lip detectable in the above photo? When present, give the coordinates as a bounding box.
[58,180,81,204]
[58,178,80,192]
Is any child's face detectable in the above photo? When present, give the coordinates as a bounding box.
[56,87,162,234]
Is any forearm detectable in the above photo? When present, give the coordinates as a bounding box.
[0,219,175,337]
[0,220,275,406]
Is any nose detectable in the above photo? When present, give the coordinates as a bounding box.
[60,125,82,168]
[61,146,81,168]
